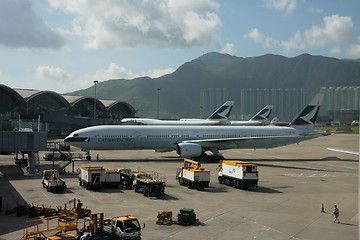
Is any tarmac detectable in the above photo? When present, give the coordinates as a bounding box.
[0,133,358,240]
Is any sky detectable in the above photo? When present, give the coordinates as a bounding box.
[0,0,359,94]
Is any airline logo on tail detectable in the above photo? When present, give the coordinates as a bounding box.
[289,93,323,128]
[207,101,234,120]
[251,105,273,120]
[290,105,320,126]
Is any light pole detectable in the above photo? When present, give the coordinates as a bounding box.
[93,80,98,119]
[157,88,161,119]
[200,106,203,118]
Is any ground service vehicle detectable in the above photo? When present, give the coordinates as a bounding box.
[118,168,135,188]
[218,160,258,189]
[78,166,126,189]
[156,210,173,225]
[103,215,142,239]
[176,208,199,226]
[42,170,66,192]
[176,158,210,190]
[156,208,199,226]
[103,169,121,187]
[133,172,166,197]
[79,166,105,190]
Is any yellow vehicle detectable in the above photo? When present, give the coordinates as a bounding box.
[156,210,173,225]
[176,158,210,190]
[42,170,66,193]
[104,215,142,239]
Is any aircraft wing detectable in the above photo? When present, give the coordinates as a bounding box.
[181,133,326,149]
[326,148,359,156]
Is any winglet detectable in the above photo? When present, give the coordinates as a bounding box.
[206,101,234,120]
[289,93,324,128]
[250,105,273,121]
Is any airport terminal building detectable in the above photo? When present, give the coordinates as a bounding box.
[0,84,136,137]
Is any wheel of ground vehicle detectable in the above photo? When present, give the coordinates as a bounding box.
[86,155,91,161]
[218,176,223,184]
[144,188,149,197]
[232,180,237,188]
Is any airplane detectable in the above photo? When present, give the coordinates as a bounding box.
[122,102,271,126]
[64,94,329,160]
[229,105,273,126]
[121,101,234,125]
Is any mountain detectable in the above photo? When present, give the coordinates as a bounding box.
[67,52,360,118]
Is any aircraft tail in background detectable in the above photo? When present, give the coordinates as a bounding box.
[206,101,234,121]
[289,93,324,128]
[250,105,273,121]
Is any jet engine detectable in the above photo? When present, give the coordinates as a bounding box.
[176,143,203,158]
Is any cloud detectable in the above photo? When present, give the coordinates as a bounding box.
[0,0,66,49]
[92,64,136,80]
[221,43,235,55]
[49,0,221,50]
[346,43,360,58]
[36,65,71,81]
[141,68,174,78]
[244,15,359,58]
[244,28,263,43]
[281,14,354,53]
[91,63,174,81]
[243,28,279,49]
[265,0,297,14]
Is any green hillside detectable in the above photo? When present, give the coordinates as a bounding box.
[67,52,360,118]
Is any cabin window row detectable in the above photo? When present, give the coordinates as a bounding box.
[146,135,190,138]
[101,135,128,138]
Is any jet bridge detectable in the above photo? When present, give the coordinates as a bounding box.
[0,131,47,174]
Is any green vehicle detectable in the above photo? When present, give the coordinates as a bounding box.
[177,208,198,226]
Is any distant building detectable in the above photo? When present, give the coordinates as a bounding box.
[239,88,306,121]
[200,86,359,124]
[320,86,360,124]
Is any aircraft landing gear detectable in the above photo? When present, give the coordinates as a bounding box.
[83,150,91,161]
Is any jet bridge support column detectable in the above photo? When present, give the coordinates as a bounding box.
[28,151,36,174]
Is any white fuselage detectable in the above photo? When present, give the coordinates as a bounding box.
[64,125,322,151]
[121,118,224,125]
[229,120,269,126]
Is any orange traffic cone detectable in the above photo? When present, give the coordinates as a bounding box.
[321,203,325,213]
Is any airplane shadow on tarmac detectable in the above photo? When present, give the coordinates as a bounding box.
[87,158,183,163]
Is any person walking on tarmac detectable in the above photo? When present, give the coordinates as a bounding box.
[333,205,340,223]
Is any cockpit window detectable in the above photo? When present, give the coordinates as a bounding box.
[74,134,78,137]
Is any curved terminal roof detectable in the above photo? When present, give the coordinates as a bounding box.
[0,84,25,103]
[101,100,136,113]
[0,84,136,115]
[63,95,107,111]
[14,88,71,107]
